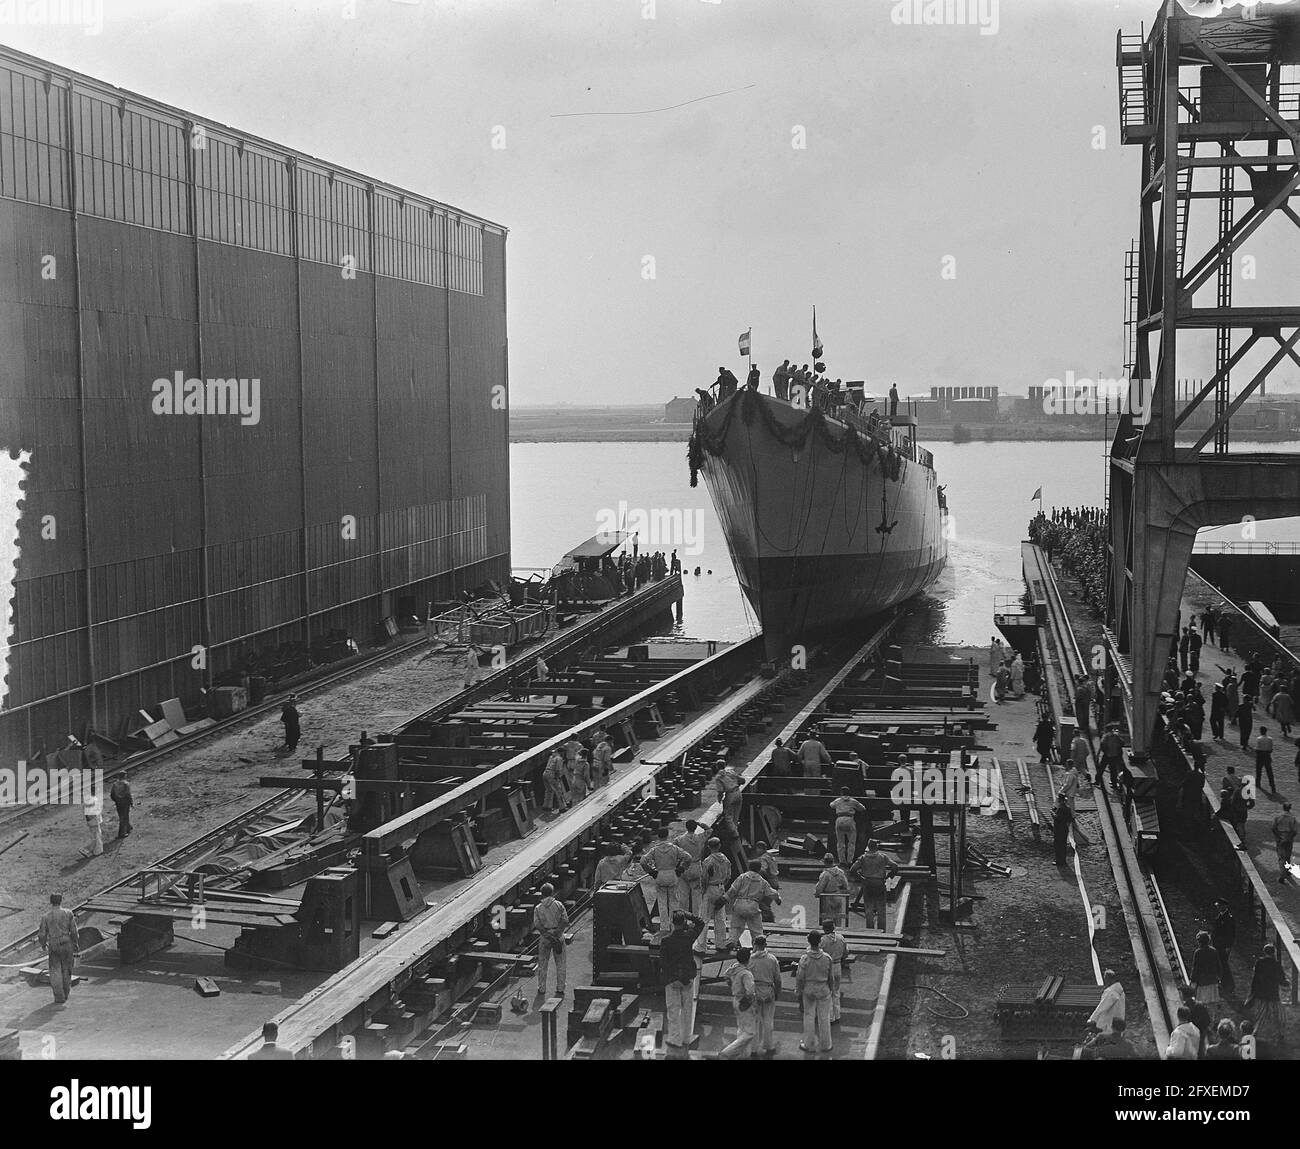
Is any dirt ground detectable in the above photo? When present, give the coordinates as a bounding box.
[0,638,490,951]
[877,638,1153,1061]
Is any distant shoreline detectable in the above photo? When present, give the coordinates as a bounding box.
[510,421,1298,445]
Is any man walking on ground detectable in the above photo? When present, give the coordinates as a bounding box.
[1272,802,1298,884]
[797,930,837,1055]
[1270,686,1295,738]
[1099,725,1125,789]
[661,911,704,1052]
[1189,627,1203,674]
[1211,898,1236,995]
[1053,802,1075,867]
[532,883,569,999]
[749,936,782,1057]
[1237,696,1255,751]
[718,948,757,1060]
[109,772,133,839]
[1254,726,1276,792]
[1073,676,1094,737]
[37,893,79,1005]
[82,781,103,858]
[1086,969,1126,1037]
[1070,731,1090,783]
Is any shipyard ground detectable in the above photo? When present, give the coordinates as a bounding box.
[5,589,1218,1061]
[1052,563,1298,1053]
[875,616,1155,1060]
[1,631,898,1060]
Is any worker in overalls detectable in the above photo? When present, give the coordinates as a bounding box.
[718,947,757,1060]
[751,840,781,922]
[562,735,584,788]
[829,787,867,865]
[713,761,743,825]
[850,840,898,931]
[542,749,568,812]
[644,826,692,935]
[726,861,779,947]
[593,735,614,787]
[532,883,569,999]
[570,750,591,802]
[700,838,733,952]
[749,935,783,1057]
[796,930,837,1055]
[820,918,849,1023]
[672,819,708,915]
[37,893,79,1005]
[592,842,630,890]
[814,854,850,926]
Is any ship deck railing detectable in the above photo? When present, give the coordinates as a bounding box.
[696,389,935,471]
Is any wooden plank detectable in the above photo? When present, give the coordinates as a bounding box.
[363,636,763,856]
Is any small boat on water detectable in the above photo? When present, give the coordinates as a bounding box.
[689,385,948,653]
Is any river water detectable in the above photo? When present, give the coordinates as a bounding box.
[510,439,1300,648]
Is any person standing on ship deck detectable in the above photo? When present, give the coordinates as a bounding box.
[773,360,791,401]
[888,383,899,417]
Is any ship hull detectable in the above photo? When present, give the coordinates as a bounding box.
[695,392,948,649]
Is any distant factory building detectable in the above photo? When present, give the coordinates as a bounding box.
[0,45,509,760]
[664,397,697,423]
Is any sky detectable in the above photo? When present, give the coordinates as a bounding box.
[2,0,1298,405]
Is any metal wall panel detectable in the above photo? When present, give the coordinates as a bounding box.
[0,46,507,761]
[196,137,292,255]
[0,68,68,207]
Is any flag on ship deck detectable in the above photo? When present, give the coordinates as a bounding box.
[812,308,823,359]
[1031,487,1042,501]
[739,328,751,356]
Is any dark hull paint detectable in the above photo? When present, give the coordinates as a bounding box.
[698,393,948,652]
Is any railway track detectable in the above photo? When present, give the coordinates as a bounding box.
[219,620,902,1059]
[0,577,682,834]
[1033,546,1182,1048]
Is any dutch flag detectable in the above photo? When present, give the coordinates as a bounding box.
[739,329,751,356]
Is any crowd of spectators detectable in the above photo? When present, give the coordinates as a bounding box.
[1029,506,1109,616]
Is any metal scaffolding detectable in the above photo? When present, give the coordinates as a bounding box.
[1108,1,1300,755]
